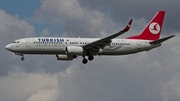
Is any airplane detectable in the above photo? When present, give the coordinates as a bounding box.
[5,11,175,64]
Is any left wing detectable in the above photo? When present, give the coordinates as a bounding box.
[83,19,133,55]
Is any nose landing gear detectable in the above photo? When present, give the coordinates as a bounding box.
[21,56,25,61]
[15,53,25,61]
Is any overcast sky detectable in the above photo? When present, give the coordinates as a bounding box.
[0,0,180,101]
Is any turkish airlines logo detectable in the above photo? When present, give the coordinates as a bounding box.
[149,22,160,34]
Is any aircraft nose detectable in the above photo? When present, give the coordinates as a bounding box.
[5,44,12,51]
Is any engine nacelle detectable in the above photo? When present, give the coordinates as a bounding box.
[56,54,76,60]
[66,46,84,55]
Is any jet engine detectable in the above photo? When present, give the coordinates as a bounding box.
[56,54,77,60]
[66,46,84,55]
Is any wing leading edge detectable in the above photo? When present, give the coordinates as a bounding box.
[83,19,133,55]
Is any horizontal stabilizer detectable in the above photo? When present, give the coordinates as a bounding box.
[150,35,175,44]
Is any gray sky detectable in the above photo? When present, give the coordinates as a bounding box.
[0,0,180,101]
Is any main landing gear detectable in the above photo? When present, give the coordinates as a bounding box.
[82,58,88,64]
[88,55,94,61]
[82,55,94,64]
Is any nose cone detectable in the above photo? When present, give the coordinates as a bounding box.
[5,44,12,51]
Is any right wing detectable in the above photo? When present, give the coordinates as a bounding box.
[83,19,133,55]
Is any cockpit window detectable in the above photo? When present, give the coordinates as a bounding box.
[12,41,20,43]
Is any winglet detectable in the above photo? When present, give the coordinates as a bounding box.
[123,19,133,32]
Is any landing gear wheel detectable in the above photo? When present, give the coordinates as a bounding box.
[21,57,25,61]
[88,56,94,61]
[82,59,88,64]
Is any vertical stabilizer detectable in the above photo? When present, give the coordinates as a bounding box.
[127,11,165,40]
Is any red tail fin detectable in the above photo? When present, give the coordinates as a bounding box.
[127,11,165,40]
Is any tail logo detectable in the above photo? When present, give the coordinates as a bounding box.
[149,22,160,34]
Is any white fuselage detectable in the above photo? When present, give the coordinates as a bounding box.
[5,37,160,56]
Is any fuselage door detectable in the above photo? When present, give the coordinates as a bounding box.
[25,39,30,47]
